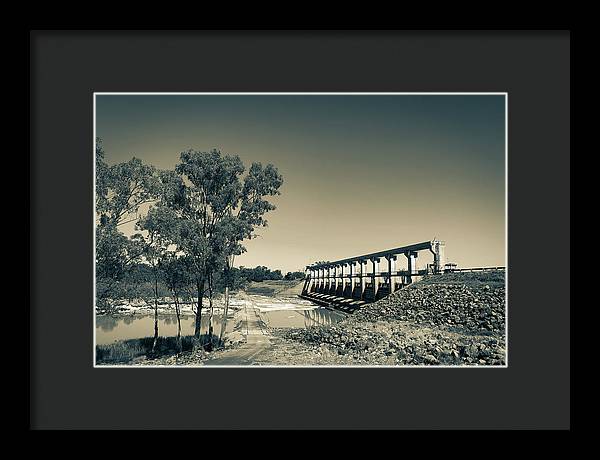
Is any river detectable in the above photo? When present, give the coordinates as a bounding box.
[95,294,345,345]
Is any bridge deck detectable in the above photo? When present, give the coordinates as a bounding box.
[308,241,434,269]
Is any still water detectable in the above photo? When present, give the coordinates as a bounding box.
[258,308,344,329]
[96,297,345,345]
[95,314,232,345]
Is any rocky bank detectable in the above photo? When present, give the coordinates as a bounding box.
[277,271,506,366]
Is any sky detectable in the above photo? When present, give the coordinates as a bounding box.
[96,94,506,274]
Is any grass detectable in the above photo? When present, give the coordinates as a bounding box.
[96,334,223,364]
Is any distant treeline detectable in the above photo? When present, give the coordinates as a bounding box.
[239,266,305,282]
[98,263,305,304]
[123,263,304,285]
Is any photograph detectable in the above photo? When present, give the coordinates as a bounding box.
[94,93,507,367]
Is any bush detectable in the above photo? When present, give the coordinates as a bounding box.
[284,271,305,280]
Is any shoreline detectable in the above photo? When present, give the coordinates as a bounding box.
[96,272,506,366]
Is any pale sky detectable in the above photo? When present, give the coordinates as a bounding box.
[96,94,506,274]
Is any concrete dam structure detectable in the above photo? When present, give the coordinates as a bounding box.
[300,240,446,311]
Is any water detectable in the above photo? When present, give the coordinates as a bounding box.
[259,307,344,328]
[95,314,231,345]
[247,294,344,328]
[96,294,345,345]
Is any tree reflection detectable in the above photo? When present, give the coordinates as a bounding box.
[123,316,135,325]
[96,315,118,332]
[302,308,342,327]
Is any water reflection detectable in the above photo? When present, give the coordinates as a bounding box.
[259,307,344,329]
[302,308,344,327]
[95,313,233,345]
[123,316,135,325]
[96,297,345,345]
[97,315,119,332]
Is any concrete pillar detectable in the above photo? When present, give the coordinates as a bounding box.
[349,262,356,297]
[320,266,324,292]
[318,267,324,292]
[348,263,352,292]
[371,257,380,300]
[332,264,338,294]
[405,251,418,284]
[340,263,346,295]
[386,255,398,293]
[359,259,368,300]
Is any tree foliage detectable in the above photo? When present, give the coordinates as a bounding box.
[96,143,284,347]
[95,138,162,302]
[96,140,160,228]
[284,271,305,281]
[168,149,283,338]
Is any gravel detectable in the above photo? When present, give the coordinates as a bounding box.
[350,271,505,334]
[278,271,506,366]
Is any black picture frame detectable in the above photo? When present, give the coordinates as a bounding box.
[30,30,571,430]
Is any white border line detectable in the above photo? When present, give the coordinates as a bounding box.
[504,94,509,367]
[94,92,507,96]
[93,92,508,369]
[93,93,97,367]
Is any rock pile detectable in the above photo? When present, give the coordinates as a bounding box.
[279,271,506,365]
[279,322,505,365]
[350,273,505,334]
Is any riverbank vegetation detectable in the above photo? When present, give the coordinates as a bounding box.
[96,335,224,364]
[95,138,284,355]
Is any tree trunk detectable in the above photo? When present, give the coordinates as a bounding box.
[207,273,214,349]
[219,286,229,347]
[194,278,205,339]
[173,289,182,353]
[151,269,159,354]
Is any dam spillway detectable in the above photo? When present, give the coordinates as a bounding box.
[300,240,446,311]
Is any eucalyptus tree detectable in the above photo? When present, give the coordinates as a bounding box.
[96,152,160,228]
[166,149,283,343]
[95,139,161,302]
[133,205,179,353]
[160,254,194,352]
